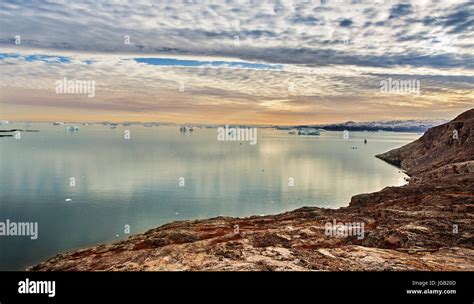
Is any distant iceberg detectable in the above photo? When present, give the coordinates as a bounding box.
[0,120,10,126]
[297,128,320,136]
[66,126,80,131]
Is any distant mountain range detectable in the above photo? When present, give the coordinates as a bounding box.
[2,119,447,133]
[276,119,448,133]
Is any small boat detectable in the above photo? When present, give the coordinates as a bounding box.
[180,126,187,132]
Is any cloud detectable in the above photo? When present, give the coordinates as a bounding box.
[0,0,470,62]
[0,0,473,124]
[442,4,474,33]
[339,19,353,27]
[388,3,413,19]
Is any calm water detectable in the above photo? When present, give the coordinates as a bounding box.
[0,123,419,270]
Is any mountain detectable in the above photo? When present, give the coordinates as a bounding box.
[376,109,474,176]
[296,119,447,132]
[30,109,474,271]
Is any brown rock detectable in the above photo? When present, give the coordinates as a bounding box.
[386,235,401,247]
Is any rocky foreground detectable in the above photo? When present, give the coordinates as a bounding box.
[31,109,474,271]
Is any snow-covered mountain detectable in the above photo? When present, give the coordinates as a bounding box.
[292,119,448,133]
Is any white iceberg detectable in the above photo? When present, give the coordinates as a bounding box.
[298,128,320,136]
[66,126,80,131]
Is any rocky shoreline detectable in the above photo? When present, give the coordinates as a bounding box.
[31,109,474,271]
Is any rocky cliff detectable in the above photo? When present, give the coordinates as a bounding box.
[375,109,474,177]
[31,109,474,271]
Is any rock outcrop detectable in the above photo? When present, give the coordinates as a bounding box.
[375,109,474,177]
[31,109,474,271]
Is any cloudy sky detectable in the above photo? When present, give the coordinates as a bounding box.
[0,0,473,125]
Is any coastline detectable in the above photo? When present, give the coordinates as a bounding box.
[30,109,474,271]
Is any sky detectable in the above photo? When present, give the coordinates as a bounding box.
[0,0,473,125]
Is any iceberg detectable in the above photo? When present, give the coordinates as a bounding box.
[66,126,80,132]
[297,128,320,136]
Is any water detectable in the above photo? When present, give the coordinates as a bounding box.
[0,123,419,270]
